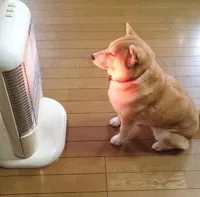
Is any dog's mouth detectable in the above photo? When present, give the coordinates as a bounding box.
[90,54,108,70]
[95,62,108,70]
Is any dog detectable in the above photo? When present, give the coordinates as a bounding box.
[91,23,199,151]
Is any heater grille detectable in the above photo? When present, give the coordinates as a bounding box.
[3,64,35,137]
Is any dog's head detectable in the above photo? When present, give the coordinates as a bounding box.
[91,23,155,81]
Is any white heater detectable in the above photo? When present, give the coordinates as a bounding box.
[0,0,67,168]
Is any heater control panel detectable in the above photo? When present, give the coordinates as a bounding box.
[6,2,15,17]
[0,0,31,71]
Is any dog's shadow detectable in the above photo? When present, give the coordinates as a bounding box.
[103,125,184,156]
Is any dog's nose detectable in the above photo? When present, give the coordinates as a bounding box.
[90,54,95,60]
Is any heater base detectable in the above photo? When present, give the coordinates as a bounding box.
[0,97,67,168]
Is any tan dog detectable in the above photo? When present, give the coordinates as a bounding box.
[91,23,199,151]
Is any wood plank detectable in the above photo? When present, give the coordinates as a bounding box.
[106,155,200,173]
[31,0,200,1]
[37,40,117,49]
[175,76,200,87]
[28,2,140,10]
[36,32,121,41]
[38,49,93,58]
[27,2,200,10]
[68,113,115,127]
[140,8,200,16]
[38,48,200,58]
[148,39,200,47]
[40,66,200,79]
[108,190,200,197]
[153,47,200,57]
[157,57,200,66]
[43,88,200,102]
[62,140,155,157]
[0,193,107,197]
[0,157,105,176]
[107,172,187,191]
[31,8,200,18]
[35,29,200,39]
[139,2,200,9]
[184,171,200,188]
[32,1,198,10]
[186,87,200,99]
[146,0,200,2]
[0,174,106,194]
[168,16,200,23]
[67,126,154,142]
[32,9,142,18]
[28,0,200,2]
[1,192,107,197]
[67,126,120,142]
[67,126,200,142]
[43,89,108,101]
[68,111,200,127]
[33,16,168,25]
[34,16,200,24]
[61,101,113,114]
[42,78,108,90]
[37,39,200,49]
[41,68,106,78]
[42,77,200,90]
[39,57,200,68]
[34,24,200,33]
[163,66,200,76]
[193,99,200,107]
[62,139,200,157]
[39,58,92,68]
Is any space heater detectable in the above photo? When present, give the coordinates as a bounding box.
[0,0,67,168]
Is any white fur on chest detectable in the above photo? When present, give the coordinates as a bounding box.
[108,81,152,125]
[108,82,138,114]
[108,88,125,113]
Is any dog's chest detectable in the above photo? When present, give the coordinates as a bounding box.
[108,89,124,111]
[108,86,136,113]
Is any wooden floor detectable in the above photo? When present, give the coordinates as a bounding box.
[1,0,200,196]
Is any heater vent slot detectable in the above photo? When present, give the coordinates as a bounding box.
[3,64,35,137]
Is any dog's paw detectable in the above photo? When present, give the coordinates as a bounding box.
[109,116,121,127]
[152,142,172,151]
[110,134,125,146]
[152,142,164,151]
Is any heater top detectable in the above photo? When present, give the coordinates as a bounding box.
[0,0,31,72]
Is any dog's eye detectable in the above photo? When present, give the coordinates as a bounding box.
[108,52,115,57]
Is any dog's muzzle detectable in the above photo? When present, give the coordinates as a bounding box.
[90,54,95,60]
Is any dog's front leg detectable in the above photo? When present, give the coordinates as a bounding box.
[110,117,134,146]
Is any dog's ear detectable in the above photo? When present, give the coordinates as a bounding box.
[126,23,136,35]
[128,45,140,66]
